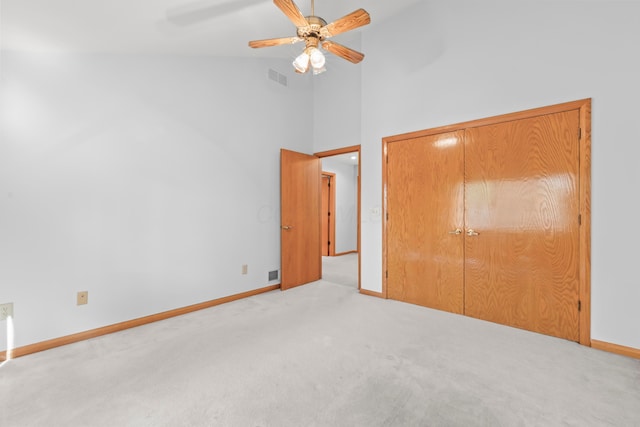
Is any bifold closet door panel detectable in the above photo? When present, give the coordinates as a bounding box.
[387,131,465,313]
[464,110,581,341]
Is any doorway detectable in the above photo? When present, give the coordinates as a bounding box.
[280,145,361,291]
[316,146,361,290]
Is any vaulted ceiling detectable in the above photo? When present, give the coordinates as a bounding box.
[1,0,423,57]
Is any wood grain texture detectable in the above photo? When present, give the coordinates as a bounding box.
[335,250,358,256]
[386,131,465,313]
[315,145,360,158]
[0,285,280,362]
[273,0,308,28]
[321,173,336,256]
[280,149,322,290]
[382,99,591,344]
[249,37,302,48]
[382,141,389,298]
[591,340,640,360]
[321,8,371,38]
[321,41,364,64]
[579,100,592,346]
[383,99,591,143]
[322,175,330,255]
[464,110,581,341]
[359,289,385,298]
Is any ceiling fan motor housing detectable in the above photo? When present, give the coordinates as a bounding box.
[298,15,328,42]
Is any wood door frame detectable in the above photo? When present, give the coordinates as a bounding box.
[382,99,592,346]
[321,172,337,256]
[315,145,362,290]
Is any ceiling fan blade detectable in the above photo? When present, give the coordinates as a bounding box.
[322,41,365,64]
[273,0,309,28]
[249,37,303,49]
[320,8,371,38]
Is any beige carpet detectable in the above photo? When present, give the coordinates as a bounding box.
[1,280,639,426]
[322,253,358,288]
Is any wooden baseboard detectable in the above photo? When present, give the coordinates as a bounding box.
[359,289,385,298]
[334,251,358,256]
[11,284,634,363]
[591,340,640,360]
[0,284,280,362]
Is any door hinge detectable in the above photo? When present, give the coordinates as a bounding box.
[328,241,331,246]
[386,212,389,221]
[386,270,388,279]
[578,128,582,139]
[578,214,582,225]
[578,300,582,311]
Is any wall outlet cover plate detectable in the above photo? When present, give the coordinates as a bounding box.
[0,303,13,321]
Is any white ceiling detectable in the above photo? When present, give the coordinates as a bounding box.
[1,0,423,57]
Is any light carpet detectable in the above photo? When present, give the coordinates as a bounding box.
[1,280,639,426]
[322,253,358,289]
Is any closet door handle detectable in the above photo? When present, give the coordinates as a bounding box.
[448,228,462,235]
[281,225,293,231]
[466,229,479,236]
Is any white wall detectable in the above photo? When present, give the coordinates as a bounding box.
[321,157,358,254]
[355,0,640,349]
[313,34,362,152]
[0,52,313,351]
[3,0,639,353]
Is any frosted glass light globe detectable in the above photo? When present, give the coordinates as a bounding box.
[309,48,326,69]
[293,52,310,73]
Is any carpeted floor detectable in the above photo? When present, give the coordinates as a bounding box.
[322,253,358,289]
[1,280,639,426]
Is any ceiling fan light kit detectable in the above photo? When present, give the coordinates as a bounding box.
[293,46,326,74]
[248,0,370,75]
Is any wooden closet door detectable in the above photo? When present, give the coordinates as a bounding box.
[387,131,465,313]
[464,110,581,341]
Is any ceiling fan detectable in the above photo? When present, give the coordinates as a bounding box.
[248,0,371,75]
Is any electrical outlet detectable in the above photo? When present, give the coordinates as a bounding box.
[0,303,13,321]
[77,291,88,305]
[241,264,248,275]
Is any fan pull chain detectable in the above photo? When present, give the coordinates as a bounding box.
[311,0,314,16]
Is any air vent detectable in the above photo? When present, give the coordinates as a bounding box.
[269,270,279,281]
[268,69,287,87]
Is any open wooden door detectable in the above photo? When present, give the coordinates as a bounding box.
[280,149,322,290]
